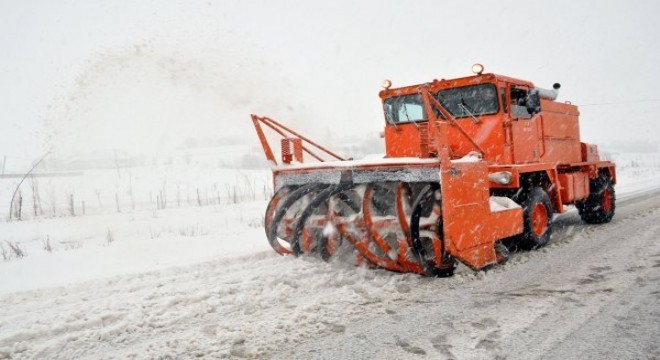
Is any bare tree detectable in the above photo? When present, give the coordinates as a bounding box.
[8,152,49,221]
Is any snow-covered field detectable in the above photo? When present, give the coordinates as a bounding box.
[0,148,273,294]
[0,150,659,359]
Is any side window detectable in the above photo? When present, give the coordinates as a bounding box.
[397,103,424,123]
[383,94,427,124]
[510,87,532,118]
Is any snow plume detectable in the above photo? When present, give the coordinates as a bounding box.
[41,41,313,158]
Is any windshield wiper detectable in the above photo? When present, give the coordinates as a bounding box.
[383,104,399,130]
[402,104,419,129]
[458,97,481,124]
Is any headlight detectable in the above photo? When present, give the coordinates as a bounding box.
[488,171,513,185]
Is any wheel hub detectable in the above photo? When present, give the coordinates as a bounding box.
[602,188,613,213]
[531,203,549,236]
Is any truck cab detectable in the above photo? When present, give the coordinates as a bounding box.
[379,71,583,166]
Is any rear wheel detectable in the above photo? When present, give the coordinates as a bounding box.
[577,175,615,224]
[517,187,553,250]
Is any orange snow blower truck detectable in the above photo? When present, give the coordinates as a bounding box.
[252,64,615,276]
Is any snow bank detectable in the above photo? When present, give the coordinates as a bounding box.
[0,151,658,296]
[0,201,271,294]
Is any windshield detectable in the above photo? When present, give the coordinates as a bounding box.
[383,94,427,124]
[436,84,499,118]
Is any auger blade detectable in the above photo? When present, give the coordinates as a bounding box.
[409,183,457,277]
[265,181,455,277]
[266,184,324,255]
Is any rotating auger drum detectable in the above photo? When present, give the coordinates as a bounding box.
[264,179,456,276]
[251,65,616,276]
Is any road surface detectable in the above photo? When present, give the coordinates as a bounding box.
[1,188,659,359]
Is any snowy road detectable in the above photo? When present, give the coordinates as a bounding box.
[1,188,660,359]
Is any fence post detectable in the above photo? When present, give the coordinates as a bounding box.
[69,194,75,216]
[17,191,23,220]
[32,180,39,217]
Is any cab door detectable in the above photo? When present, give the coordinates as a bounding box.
[509,85,541,164]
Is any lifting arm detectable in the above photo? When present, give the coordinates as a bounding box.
[251,114,345,166]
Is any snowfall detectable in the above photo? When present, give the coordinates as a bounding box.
[0,150,659,359]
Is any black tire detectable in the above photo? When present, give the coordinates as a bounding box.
[576,175,615,224]
[494,241,509,264]
[516,187,553,250]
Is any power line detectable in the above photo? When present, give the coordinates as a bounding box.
[578,99,660,107]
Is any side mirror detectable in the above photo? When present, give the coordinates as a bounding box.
[526,92,541,115]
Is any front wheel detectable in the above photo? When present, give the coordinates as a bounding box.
[516,187,553,250]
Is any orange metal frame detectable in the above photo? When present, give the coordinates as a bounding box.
[382,74,615,209]
[251,114,344,165]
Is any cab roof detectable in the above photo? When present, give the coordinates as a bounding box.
[379,73,535,100]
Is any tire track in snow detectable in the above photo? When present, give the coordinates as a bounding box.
[271,189,660,359]
[0,189,659,359]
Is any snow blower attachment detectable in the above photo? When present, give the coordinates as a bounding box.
[252,65,616,276]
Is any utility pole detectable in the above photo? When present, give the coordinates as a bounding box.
[114,149,121,179]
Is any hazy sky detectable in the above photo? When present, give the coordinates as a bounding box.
[1,0,659,164]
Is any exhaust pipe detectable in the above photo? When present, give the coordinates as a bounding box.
[533,83,561,101]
